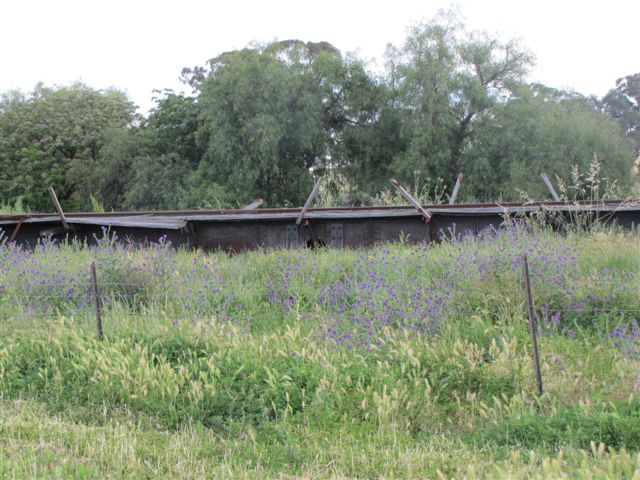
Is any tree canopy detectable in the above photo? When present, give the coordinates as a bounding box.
[0,13,637,212]
[601,73,640,155]
[344,13,535,198]
[0,83,136,210]
[466,84,635,200]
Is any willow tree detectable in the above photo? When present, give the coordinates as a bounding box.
[382,13,533,196]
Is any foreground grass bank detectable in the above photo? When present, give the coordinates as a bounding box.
[0,225,639,478]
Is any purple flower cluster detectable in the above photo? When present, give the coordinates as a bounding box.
[442,222,579,292]
[91,230,178,306]
[442,224,640,343]
[91,230,242,322]
[0,228,243,321]
[265,252,321,312]
[0,237,90,314]
[1,223,638,356]
[317,248,448,350]
[601,319,640,357]
[172,252,240,322]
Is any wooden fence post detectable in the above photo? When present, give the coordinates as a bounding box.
[90,261,104,340]
[296,178,322,226]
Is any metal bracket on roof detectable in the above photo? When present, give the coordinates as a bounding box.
[449,173,463,205]
[390,179,433,223]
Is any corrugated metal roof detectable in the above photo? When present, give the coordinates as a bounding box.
[1,200,639,229]
[0,215,187,229]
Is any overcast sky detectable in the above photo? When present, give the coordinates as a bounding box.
[2,0,638,113]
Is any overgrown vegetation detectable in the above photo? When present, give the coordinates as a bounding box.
[0,226,639,478]
[1,11,638,211]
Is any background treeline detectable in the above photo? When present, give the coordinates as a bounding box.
[1,13,638,212]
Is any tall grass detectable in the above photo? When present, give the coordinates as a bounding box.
[0,225,639,478]
[0,197,27,215]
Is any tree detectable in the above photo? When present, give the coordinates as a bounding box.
[337,87,406,199]
[601,73,640,154]
[466,84,636,200]
[123,91,203,210]
[190,42,357,207]
[144,90,202,168]
[0,83,136,210]
[70,90,203,211]
[381,13,533,195]
[68,127,140,209]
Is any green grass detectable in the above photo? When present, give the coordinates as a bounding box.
[1,227,639,478]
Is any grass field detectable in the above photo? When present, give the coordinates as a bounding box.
[0,224,639,478]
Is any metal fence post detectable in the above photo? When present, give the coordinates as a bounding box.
[523,254,543,396]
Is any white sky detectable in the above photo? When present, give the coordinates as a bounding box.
[1,0,639,113]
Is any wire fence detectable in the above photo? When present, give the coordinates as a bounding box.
[2,256,639,335]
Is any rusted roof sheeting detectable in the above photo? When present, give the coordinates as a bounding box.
[67,216,187,229]
[2,200,639,227]
[2,199,640,252]
[0,215,187,229]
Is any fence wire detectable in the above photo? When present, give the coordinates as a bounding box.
[1,259,639,336]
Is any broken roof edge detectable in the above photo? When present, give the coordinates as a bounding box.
[0,215,187,230]
[0,199,639,229]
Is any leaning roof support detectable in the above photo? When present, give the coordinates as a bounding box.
[449,173,464,205]
[8,216,28,243]
[296,178,322,226]
[48,186,69,231]
[541,173,561,201]
[390,179,432,223]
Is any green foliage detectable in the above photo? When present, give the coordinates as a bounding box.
[382,12,533,199]
[68,127,139,209]
[192,44,333,206]
[69,91,203,210]
[125,91,204,210]
[475,402,640,450]
[0,197,27,215]
[0,331,324,428]
[339,96,406,198]
[89,194,104,213]
[467,84,636,200]
[0,83,137,211]
[554,156,623,201]
[601,73,640,154]
[1,231,640,477]
[0,14,637,212]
